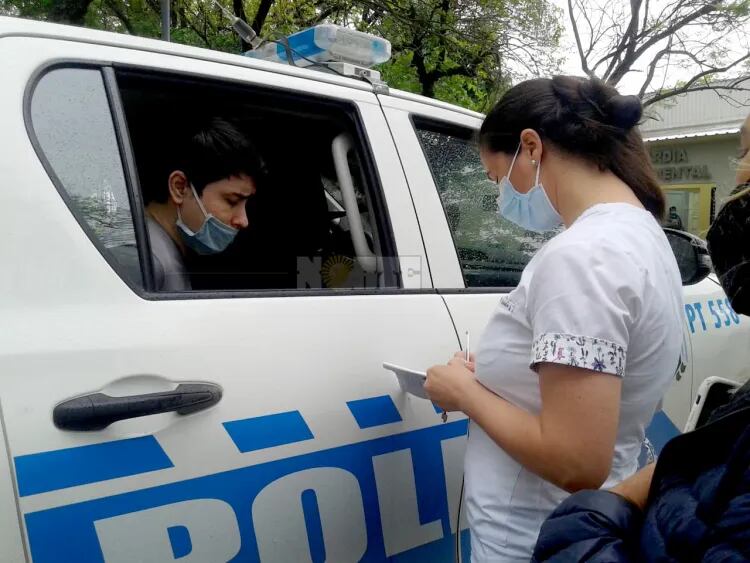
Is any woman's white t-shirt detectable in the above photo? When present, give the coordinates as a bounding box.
[465,203,684,561]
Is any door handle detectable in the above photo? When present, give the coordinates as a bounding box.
[53,383,223,431]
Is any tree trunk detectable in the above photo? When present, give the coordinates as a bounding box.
[104,0,135,33]
[412,49,437,98]
[48,0,95,24]
[233,0,250,51]
[251,0,275,35]
[421,75,437,98]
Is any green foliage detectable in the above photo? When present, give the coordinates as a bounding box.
[378,52,421,94]
[1,0,560,111]
[435,75,492,113]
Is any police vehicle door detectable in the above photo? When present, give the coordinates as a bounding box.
[380,97,531,383]
[380,97,505,557]
[0,34,465,562]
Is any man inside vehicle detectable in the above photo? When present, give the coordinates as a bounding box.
[142,117,263,291]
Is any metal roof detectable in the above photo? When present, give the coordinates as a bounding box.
[643,127,740,143]
[641,80,749,142]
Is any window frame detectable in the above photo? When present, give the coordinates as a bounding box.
[24,61,151,295]
[411,115,519,293]
[26,60,409,299]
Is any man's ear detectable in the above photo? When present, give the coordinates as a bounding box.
[168,171,189,205]
[520,128,544,164]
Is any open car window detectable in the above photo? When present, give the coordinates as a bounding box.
[115,69,397,293]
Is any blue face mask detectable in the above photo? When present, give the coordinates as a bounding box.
[176,184,239,255]
[496,144,562,233]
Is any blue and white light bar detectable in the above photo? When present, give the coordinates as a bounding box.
[247,24,392,69]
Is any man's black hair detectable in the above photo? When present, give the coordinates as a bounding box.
[148,117,264,203]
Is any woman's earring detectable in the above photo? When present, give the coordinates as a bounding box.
[531,159,538,167]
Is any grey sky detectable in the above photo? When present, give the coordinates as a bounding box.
[549,0,749,96]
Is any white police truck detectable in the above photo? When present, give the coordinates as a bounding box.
[0,16,748,563]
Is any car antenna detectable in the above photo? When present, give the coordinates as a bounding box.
[210,0,262,50]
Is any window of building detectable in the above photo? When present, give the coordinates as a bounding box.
[414,120,555,288]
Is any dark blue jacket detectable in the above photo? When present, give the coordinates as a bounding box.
[532,406,750,562]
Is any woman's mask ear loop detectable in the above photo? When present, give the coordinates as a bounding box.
[506,143,521,177]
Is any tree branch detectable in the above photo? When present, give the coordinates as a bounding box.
[638,37,673,98]
[643,51,750,106]
[604,0,642,79]
[568,0,592,76]
[611,1,719,81]
[233,0,250,50]
[251,0,274,35]
[103,0,134,33]
[644,84,750,108]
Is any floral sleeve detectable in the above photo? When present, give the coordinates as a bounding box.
[526,240,639,377]
[531,333,626,376]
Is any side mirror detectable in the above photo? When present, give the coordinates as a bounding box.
[664,228,712,285]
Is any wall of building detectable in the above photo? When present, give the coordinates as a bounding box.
[645,134,740,235]
[647,135,739,200]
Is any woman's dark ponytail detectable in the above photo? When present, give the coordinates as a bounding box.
[479,76,665,220]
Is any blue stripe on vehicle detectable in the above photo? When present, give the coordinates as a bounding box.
[301,489,326,563]
[167,526,191,559]
[223,411,314,453]
[25,419,471,562]
[346,395,402,429]
[14,436,173,497]
[461,529,471,562]
[645,410,681,455]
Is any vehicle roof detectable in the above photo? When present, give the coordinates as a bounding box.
[0,16,484,120]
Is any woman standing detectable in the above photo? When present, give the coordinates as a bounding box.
[531,112,750,562]
[425,76,684,561]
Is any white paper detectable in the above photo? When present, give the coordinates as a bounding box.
[383,362,429,399]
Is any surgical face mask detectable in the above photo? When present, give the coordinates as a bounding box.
[496,144,562,233]
[176,183,238,255]
[707,191,750,316]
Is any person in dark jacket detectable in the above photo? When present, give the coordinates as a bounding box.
[532,384,750,562]
[532,167,750,561]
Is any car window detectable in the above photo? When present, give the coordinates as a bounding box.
[30,67,142,287]
[414,120,555,288]
[116,69,396,293]
[321,155,375,241]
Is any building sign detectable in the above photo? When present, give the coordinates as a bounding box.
[650,148,711,182]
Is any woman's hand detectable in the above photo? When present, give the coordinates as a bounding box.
[609,463,655,511]
[425,356,478,412]
[452,351,476,372]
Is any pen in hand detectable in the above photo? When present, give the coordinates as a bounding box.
[465,330,471,364]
